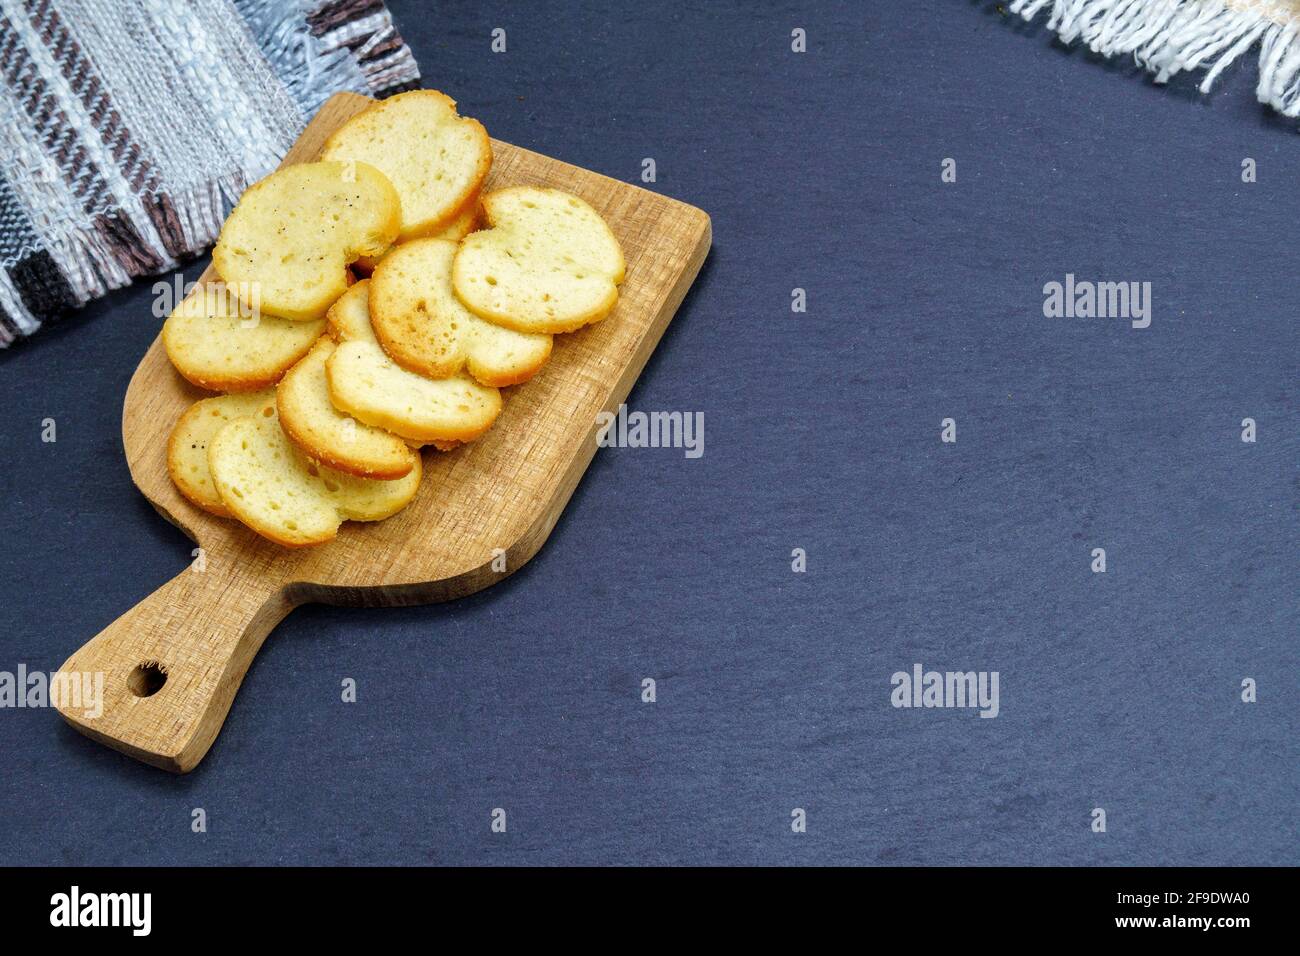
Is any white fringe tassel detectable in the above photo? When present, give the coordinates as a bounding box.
[1008,0,1300,115]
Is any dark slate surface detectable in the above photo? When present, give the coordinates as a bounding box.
[0,1,1294,866]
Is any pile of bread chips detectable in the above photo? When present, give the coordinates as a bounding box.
[163,90,626,546]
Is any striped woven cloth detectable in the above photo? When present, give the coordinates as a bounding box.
[0,0,420,347]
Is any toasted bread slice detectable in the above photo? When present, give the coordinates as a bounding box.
[324,278,502,443]
[452,186,625,334]
[276,338,419,479]
[212,160,401,321]
[162,284,324,391]
[370,238,552,386]
[352,195,482,276]
[208,405,422,547]
[327,282,464,455]
[327,341,501,444]
[168,390,277,517]
[325,279,380,344]
[321,89,491,242]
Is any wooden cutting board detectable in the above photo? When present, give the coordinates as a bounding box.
[56,92,711,773]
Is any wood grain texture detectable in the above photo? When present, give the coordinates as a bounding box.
[56,92,711,772]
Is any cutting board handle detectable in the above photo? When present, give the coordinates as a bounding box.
[55,558,293,772]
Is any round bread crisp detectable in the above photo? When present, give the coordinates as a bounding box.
[212,160,401,322]
[325,278,381,345]
[370,238,552,386]
[163,284,324,392]
[352,195,483,276]
[326,340,501,445]
[323,278,502,444]
[168,390,277,517]
[208,405,422,547]
[452,186,625,334]
[277,338,419,480]
[321,89,491,242]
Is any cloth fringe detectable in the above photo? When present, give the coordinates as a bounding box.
[233,0,372,116]
[1008,0,1300,113]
